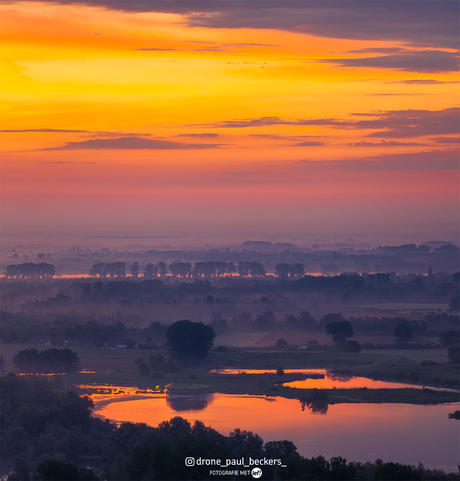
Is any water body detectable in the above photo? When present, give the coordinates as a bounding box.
[210,369,432,390]
[88,386,459,472]
[210,369,458,392]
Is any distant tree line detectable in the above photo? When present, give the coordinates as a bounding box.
[275,263,305,278]
[13,348,80,374]
[0,311,168,348]
[4,263,55,279]
[2,375,456,480]
[89,262,126,278]
[90,260,274,278]
[1,308,458,352]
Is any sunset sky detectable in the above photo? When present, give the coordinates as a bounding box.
[1,0,459,244]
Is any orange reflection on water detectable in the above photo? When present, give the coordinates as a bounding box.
[210,369,424,390]
[91,391,459,472]
[75,383,168,405]
[210,369,325,375]
[284,374,421,390]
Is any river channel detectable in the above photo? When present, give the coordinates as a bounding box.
[85,380,459,472]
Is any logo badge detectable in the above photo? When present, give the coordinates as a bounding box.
[251,467,262,478]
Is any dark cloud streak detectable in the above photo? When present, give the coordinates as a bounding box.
[298,149,459,171]
[41,136,220,150]
[345,140,424,147]
[320,50,459,73]
[176,133,219,138]
[3,1,458,49]
[199,108,459,139]
[1,128,147,135]
[387,79,458,84]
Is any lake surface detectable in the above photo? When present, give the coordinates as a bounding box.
[87,385,459,472]
[210,368,434,390]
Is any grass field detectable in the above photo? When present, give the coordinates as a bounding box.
[214,331,270,347]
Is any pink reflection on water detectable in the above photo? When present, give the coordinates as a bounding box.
[91,391,459,472]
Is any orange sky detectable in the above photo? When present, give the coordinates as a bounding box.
[1,1,458,242]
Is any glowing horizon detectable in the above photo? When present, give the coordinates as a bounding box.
[1,1,458,243]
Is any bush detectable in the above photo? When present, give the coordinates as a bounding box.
[341,340,361,353]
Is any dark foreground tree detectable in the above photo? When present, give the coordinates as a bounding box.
[439,330,460,347]
[325,320,353,344]
[165,320,215,363]
[447,346,459,364]
[393,323,415,345]
[36,459,97,481]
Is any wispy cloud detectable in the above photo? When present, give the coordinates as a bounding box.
[345,140,424,147]
[386,79,458,85]
[41,161,98,164]
[431,136,460,144]
[41,136,220,150]
[1,128,147,136]
[250,134,325,142]
[5,1,457,49]
[135,48,176,51]
[358,108,460,138]
[298,148,459,171]
[2,128,91,133]
[176,133,219,138]
[319,50,459,73]
[198,108,459,139]
[200,116,348,128]
[294,141,325,147]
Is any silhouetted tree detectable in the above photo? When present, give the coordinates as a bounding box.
[89,263,105,278]
[227,262,236,275]
[250,262,266,277]
[275,263,290,278]
[157,262,167,277]
[135,357,150,376]
[130,262,139,278]
[203,261,216,277]
[165,320,215,364]
[448,296,459,312]
[192,261,206,278]
[275,339,288,349]
[36,459,97,481]
[285,315,298,329]
[90,262,125,278]
[237,261,251,277]
[372,460,421,480]
[169,262,191,278]
[148,354,166,372]
[447,346,459,363]
[325,320,353,344]
[341,340,361,353]
[439,330,459,347]
[214,261,228,277]
[5,263,55,279]
[300,389,329,414]
[289,263,305,278]
[13,348,80,374]
[144,262,154,278]
[209,313,228,335]
[393,323,415,344]
[231,312,253,328]
[264,440,299,459]
[255,310,276,329]
[298,311,316,329]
